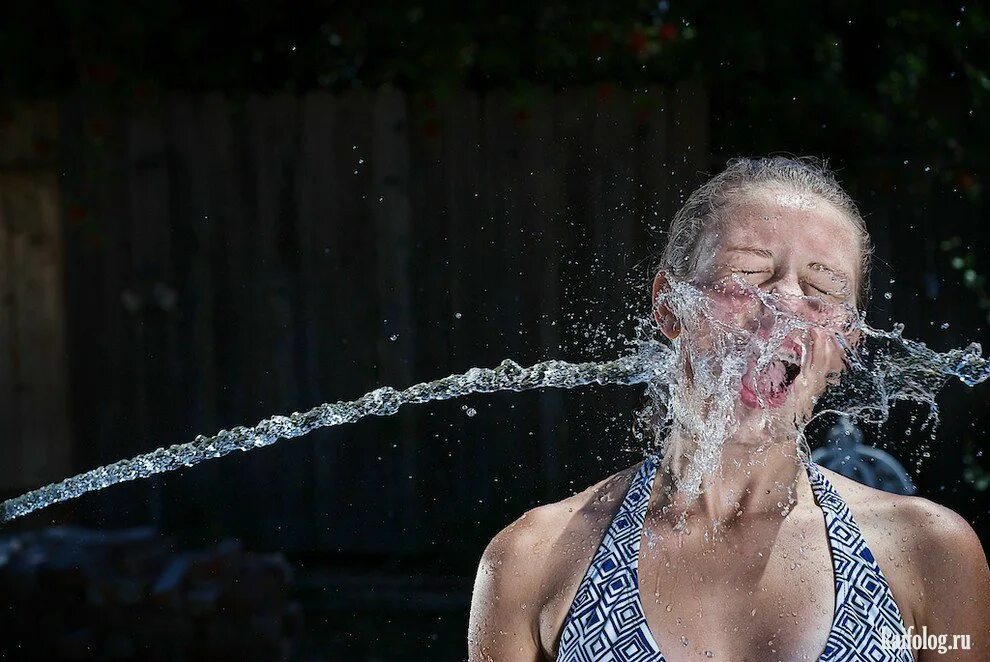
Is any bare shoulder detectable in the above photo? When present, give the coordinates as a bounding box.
[818,467,990,631]
[477,460,641,598]
[820,467,984,555]
[468,461,642,660]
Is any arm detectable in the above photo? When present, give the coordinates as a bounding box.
[468,515,548,662]
[913,501,990,661]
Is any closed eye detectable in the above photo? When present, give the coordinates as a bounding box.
[804,281,851,304]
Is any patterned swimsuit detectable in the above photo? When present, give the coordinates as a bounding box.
[556,456,914,661]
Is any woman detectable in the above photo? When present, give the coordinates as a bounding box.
[468,157,990,661]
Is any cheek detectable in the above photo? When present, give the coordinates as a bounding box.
[705,289,762,330]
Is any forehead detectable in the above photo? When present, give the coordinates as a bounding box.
[702,189,861,275]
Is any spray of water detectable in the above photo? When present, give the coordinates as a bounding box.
[0,356,653,524]
[631,277,990,500]
[1,280,987,525]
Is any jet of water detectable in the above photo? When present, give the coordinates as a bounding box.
[2,281,988,525]
[0,355,656,524]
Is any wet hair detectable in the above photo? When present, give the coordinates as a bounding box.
[658,155,873,308]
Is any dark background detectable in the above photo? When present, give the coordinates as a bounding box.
[0,2,988,660]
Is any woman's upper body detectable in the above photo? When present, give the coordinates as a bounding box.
[467,453,990,661]
[468,157,990,661]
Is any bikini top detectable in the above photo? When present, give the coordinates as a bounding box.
[556,455,913,661]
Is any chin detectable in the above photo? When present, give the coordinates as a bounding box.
[739,381,790,410]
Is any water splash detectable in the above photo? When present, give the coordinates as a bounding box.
[0,356,655,524]
[629,278,990,498]
[2,281,988,525]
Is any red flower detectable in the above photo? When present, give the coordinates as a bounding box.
[513,107,531,124]
[589,32,612,56]
[84,63,116,85]
[628,28,648,57]
[33,137,51,157]
[659,23,678,42]
[957,172,976,190]
[132,82,155,104]
[67,204,87,225]
[422,118,440,137]
[86,118,107,139]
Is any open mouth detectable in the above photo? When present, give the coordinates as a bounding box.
[740,346,803,408]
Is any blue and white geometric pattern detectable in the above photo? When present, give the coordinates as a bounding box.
[557,456,913,661]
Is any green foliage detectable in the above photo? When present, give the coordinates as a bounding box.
[941,236,990,322]
[963,450,990,491]
[4,2,986,202]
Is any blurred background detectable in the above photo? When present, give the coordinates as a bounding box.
[0,1,988,659]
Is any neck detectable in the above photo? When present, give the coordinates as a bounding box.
[650,419,811,525]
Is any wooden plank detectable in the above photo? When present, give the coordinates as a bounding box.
[633,86,669,269]
[482,90,551,513]
[667,77,710,215]
[295,91,339,550]
[439,91,482,529]
[9,173,72,486]
[312,87,386,553]
[125,110,177,525]
[0,177,13,488]
[530,93,566,499]
[403,90,448,533]
[162,95,225,539]
[87,101,148,526]
[370,85,420,549]
[0,103,71,491]
[554,88,595,484]
[0,103,58,169]
[244,94,304,549]
[591,87,637,326]
[55,97,114,519]
[185,94,265,540]
[165,97,220,441]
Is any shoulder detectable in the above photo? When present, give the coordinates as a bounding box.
[468,461,643,659]
[820,467,984,558]
[476,460,641,593]
[819,467,990,627]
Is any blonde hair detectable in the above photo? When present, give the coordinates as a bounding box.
[659,156,873,307]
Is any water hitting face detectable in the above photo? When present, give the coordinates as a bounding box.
[2,173,987,524]
[644,188,865,495]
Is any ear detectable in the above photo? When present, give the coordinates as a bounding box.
[842,309,864,351]
[652,270,680,340]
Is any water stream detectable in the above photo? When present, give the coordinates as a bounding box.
[2,281,987,525]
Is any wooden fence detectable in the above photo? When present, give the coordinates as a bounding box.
[6,82,709,555]
[0,104,72,492]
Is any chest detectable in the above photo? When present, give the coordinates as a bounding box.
[636,513,836,660]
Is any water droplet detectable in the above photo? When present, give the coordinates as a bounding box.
[884,292,892,300]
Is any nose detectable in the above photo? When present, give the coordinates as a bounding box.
[759,271,818,329]
[766,271,803,302]
[765,272,831,325]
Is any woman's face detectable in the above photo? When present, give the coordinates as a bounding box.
[660,187,862,423]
